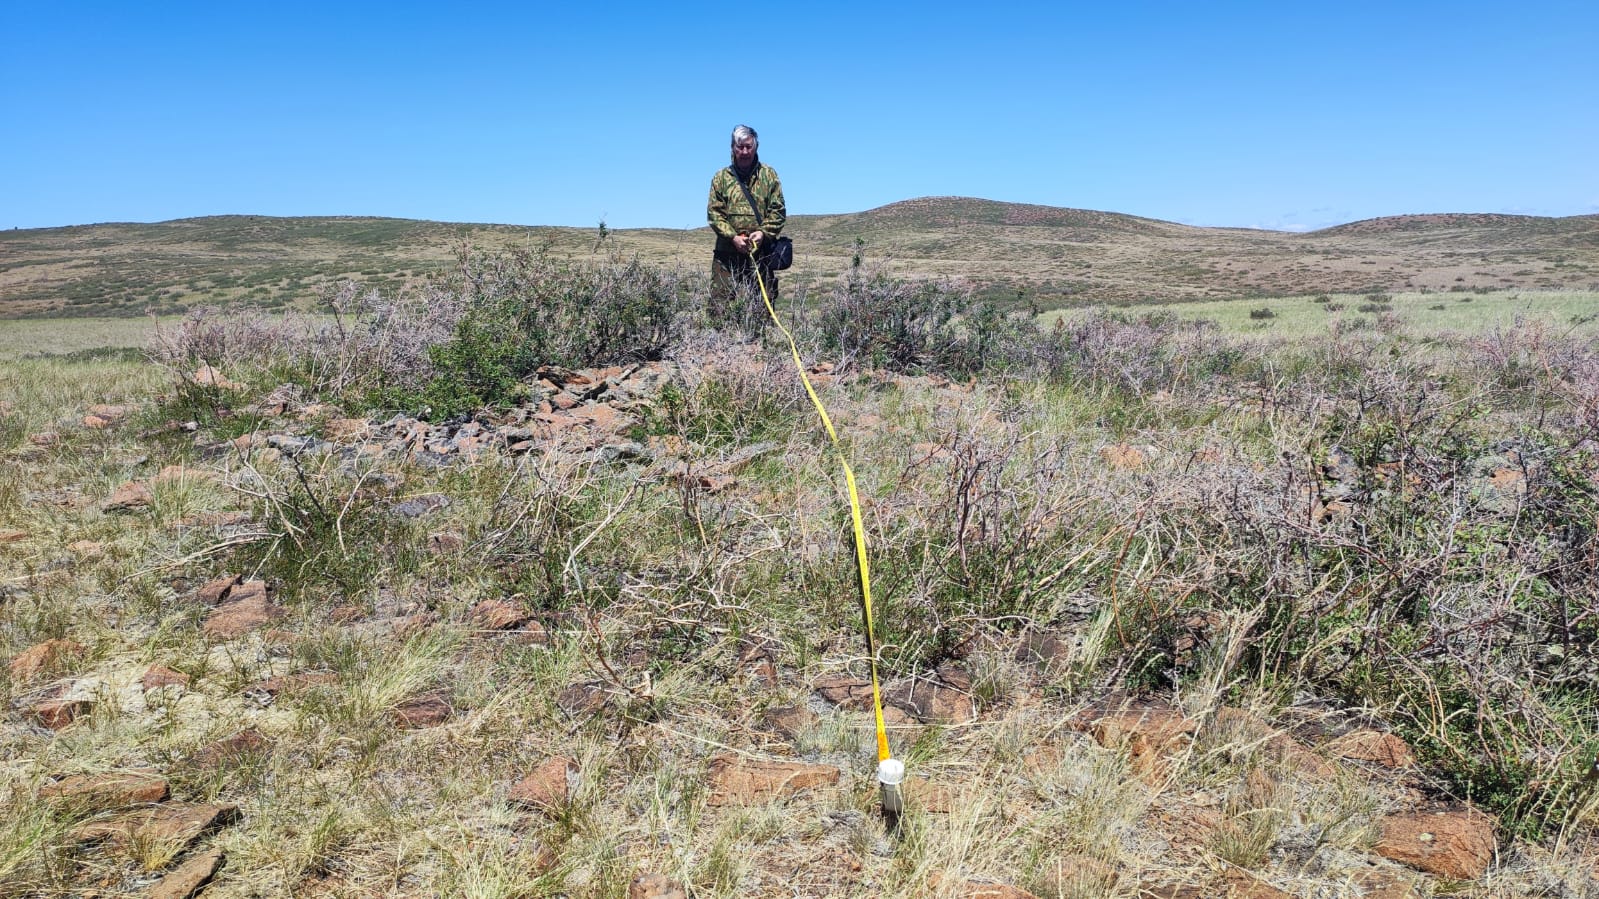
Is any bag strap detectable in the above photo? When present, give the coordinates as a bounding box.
[729,167,765,228]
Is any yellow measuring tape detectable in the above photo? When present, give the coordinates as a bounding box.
[749,249,892,763]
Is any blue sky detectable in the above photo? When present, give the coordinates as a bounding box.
[4,1,1595,232]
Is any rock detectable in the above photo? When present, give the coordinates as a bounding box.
[813,675,875,709]
[762,705,815,740]
[392,612,439,641]
[1100,443,1147,470]
[194,574,242,605]
[1352,871,1421,899]
[143,846,224,899]
[1218,868,1295,898]
[1036,853,1118,895]
[556,682,611,716]
[392,494,450,519]
[1015,629,1073,673]
[8,638,85,682]
[468,599,530,630]
[1488,467,1526,492]
[152,465,215,485]
[628,872,687,899]
[41,771,169,809]
[705,753,840,806]
[1081,702,1197,782]
[69,539,105,558]
[1375,806,1496,880]
[192,365,244,390]
[104,481,154,512]
[1208,707,1336,779]
[427,532,465,554]
[508,757,575,811]
[904,775,956,813]
[393,693,452,728]
[1326,730,1414,768]
[202,580,285,638]
[32,698,93,730]
[76,802,239,850]
[188,729,272,768]
[0,528,27,543]
[885,666,975,723]
[328,604,365,624]
[324,418,371,440]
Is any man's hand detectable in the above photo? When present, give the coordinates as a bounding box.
[749,230,764,250]
[733,233,750,252]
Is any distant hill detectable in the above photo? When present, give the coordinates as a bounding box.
[3,200,1596,318]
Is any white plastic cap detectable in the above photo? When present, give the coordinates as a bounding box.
[876,758,905,786]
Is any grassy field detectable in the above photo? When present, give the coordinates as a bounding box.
[5,201,1597,318]
[1044,289,1599,340]
[0,317,170,361]
[3,245,1599,897]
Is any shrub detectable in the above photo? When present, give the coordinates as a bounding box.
[1249,307,1276,320]
[812,266,1035,379]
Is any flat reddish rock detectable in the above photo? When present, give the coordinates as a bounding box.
[69,540,104,557]
[8,638,84,682]
[104,481,154,512]
[886,667,975,723]
[427,532,465,554]
[328,604,366,624]
[76,802,238,849]
[41,770,169,808]
[141,662,189,687]
[1084,704,1197,781]
[468,599,530,630]
[509,756,575,811]
[144,847,224,899]
[202,580,285,638]
[1207,707,1336,778]
[762,705,815,740]
[1099,443,1147,470]
[188,729,272,768]
[1353,871,1421,899]
[705,753,839,806]
[628,872,688,899]
[0,528,27,543]
[813,675,875,709]
[153,465,216,485]
[1218,868,1295,898]
[32,698,93,730]
[556,682,610,715]
[194,574,242,605]
[1326,729,1414,768]
[393,693,452,728]
[1375,806,1496,880]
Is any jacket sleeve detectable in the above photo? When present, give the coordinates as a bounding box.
[762,171,786,238]
[707,172,739,239]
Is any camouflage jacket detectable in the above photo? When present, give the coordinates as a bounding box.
[707,162,786,244]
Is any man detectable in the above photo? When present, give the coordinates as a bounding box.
[707,124,786,303]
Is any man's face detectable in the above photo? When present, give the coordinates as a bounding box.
[732,138,757,168]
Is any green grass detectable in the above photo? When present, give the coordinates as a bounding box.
[1042,289,1599,338]
[0,317,169,361]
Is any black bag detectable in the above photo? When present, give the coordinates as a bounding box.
[734,173,794,271]
[762,235,794,271]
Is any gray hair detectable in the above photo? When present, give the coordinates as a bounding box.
[731,124,758,147]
